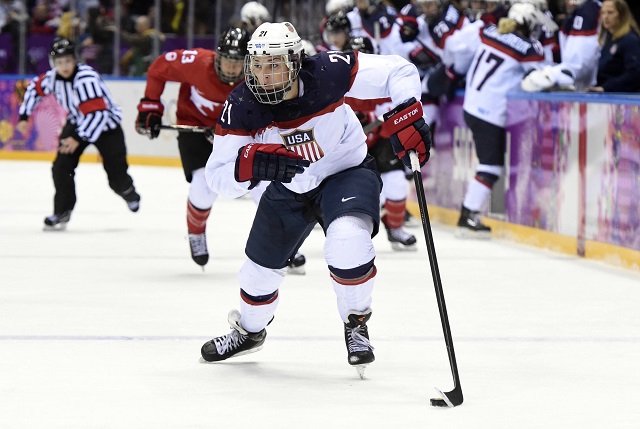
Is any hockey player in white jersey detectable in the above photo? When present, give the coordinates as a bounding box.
[521,0,602,91]
[458,2,549,237]
[200,22,431,376]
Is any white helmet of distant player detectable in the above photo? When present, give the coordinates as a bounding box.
[241,1,272,30]
[244,22,304,104]
[507,2,558,33]
[301,39,317,56]
[514,0,548,11]
[507,2,548,34]
[326,0,354,16]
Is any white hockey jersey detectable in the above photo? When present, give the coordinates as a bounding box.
[205,51,421,199]
[463,25,547,127]
[556,0,601,89]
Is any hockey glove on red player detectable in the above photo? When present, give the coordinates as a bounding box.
[235,143,310,190]
[382,97,432,168]
[136,98,164,139]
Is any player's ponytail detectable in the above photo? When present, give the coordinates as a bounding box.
[497,17,517,34]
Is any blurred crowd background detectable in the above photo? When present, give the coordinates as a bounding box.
[1,0,639,76]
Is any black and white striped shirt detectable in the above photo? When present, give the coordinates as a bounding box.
[19,64,123,143]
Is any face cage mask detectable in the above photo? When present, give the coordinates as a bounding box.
[215,53,245,85]
[244,53,301,105]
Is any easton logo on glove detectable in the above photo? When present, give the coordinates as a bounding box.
[391,107,420,126]
[382,97,432,168]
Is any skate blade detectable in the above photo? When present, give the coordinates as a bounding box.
[355,364,368,379]
[199,345,264,363]
[390,242,418,252]
[286,266,306,275]
[454,227,491,240]
[43,223,67,232]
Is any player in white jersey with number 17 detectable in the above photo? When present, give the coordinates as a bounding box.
[457,3,550,237]
[200,21,432,377]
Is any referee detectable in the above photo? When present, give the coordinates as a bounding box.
[17,38,141,231]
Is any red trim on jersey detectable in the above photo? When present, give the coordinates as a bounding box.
[275,99,343,129]
[438,18,465,49]
[344,96,391,112]
[330,266,377,286]
[35,74,47,97]
[480,35,545,62]
[241,290,279,306]
[349,52,360,90]
[561,28,598,37]
[214,123,252,137]
[79,97,108,115]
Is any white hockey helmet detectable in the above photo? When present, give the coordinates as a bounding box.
[416,0,442,4]
[244,22,304,104]
[568,0,588,6]
[326,0,355,16]
[515,0,548,11]
[507,3,549,33]
[241,1,272,30]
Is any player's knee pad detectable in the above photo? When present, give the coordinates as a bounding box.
[324,213,375,277]
[476,164,503,188]
[189,168,217,209]
[381,169,408,201]
[238,259,285,298]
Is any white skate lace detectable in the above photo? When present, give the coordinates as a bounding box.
[189,233,208,256]
[346,326,374,353]
[213,329,246,355]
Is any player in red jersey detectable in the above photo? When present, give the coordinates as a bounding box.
[136,27,250,268]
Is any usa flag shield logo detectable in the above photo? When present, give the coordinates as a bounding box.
[281,128,324,162]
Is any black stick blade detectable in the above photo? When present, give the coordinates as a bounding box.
[430,386,463,408]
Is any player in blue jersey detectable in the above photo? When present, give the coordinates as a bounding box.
[200,21,432,377]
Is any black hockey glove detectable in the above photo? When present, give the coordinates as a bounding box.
[382,97,432,168]
[399,16,419,43]
[235,143,310,190]
[136,98,164,139]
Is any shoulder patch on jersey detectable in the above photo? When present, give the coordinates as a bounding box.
[281,128,324,163]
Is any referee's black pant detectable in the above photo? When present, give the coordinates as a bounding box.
[51,124,135,214]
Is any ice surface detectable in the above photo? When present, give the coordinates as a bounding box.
[1,161,639,428]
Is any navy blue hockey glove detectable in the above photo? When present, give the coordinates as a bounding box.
[136,98,164,139]
[399,16,419,43]
[382,97,432,168]
[235,143,310,190]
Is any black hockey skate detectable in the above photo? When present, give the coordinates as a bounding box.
[188,232,209,267]
[200,310,266,362]
[121,187,141,212]
[43,210,71,231]
[344,308,375,379]
[455,206,491,239]
[286,253,306,275]
[386,225,417,251]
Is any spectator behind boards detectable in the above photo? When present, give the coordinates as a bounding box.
[587,0,640,93]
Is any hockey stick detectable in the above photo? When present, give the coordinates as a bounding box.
[408,151,464,408]
[159,124,211,133]
[362,115,384,134]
